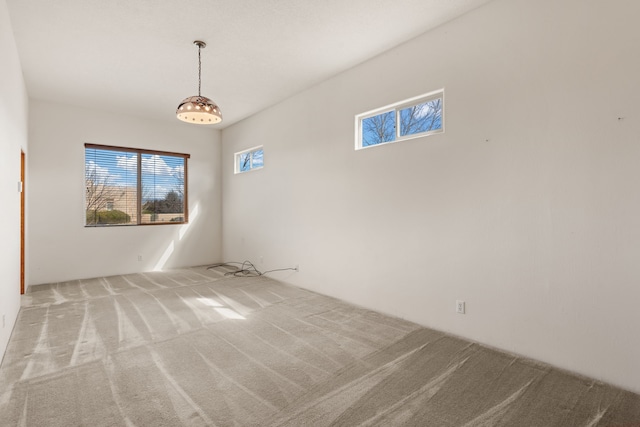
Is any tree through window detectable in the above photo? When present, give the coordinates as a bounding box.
[85,144,189,226]
[235,146,264,174]
[356,90,444,149]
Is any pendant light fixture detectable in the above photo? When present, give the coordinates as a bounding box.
[176,40,222,125]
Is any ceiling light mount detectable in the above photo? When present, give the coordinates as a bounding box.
[176,40,222,125]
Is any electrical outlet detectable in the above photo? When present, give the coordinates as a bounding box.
[295,265,299,272]
[137,255,142,262]
[456,300,465,314]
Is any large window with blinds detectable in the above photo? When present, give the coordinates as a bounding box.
[85,144,189,226]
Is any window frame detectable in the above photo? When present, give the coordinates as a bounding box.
[234,145,264,174]
[84,143,190,227]
[355,89,444,150]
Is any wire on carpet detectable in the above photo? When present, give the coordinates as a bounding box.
[207,261,297,277]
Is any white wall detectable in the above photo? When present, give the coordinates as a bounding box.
[222,0,640,393]
[28,100,222,285]
[0,0,28,361]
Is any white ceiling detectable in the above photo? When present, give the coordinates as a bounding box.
[7,0,492,128]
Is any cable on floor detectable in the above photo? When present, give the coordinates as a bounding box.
[207,260,297,277]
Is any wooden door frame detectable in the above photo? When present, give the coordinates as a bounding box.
[21,151,25,294]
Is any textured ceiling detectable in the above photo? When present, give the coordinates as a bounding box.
[7,0,492,127]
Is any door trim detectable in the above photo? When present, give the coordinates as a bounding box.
[21,150,25,295]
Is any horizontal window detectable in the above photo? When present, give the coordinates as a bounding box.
[356,89,444,149]
[85,144,189,226]
[235,146,264,174]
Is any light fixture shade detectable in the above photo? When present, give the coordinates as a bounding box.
[176,95,222,124]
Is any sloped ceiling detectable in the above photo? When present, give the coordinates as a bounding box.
[7,0,492,127]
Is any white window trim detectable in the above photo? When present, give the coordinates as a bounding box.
[234,145,264,174]
[355,88,445,150]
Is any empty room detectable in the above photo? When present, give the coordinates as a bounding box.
[1,0,640,425]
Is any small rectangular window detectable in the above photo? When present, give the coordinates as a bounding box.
[356,89,444,150]
[362,110,396,147]
[235,146,264,174]
[399,98,442,137]
[85,144,189,226]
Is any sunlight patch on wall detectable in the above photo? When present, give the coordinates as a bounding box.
[153,241,174,271]
[179,204,199,240]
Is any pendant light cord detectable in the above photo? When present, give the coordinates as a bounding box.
[198,45,202,97]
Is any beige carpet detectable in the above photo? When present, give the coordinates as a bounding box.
[1,266,639,426]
